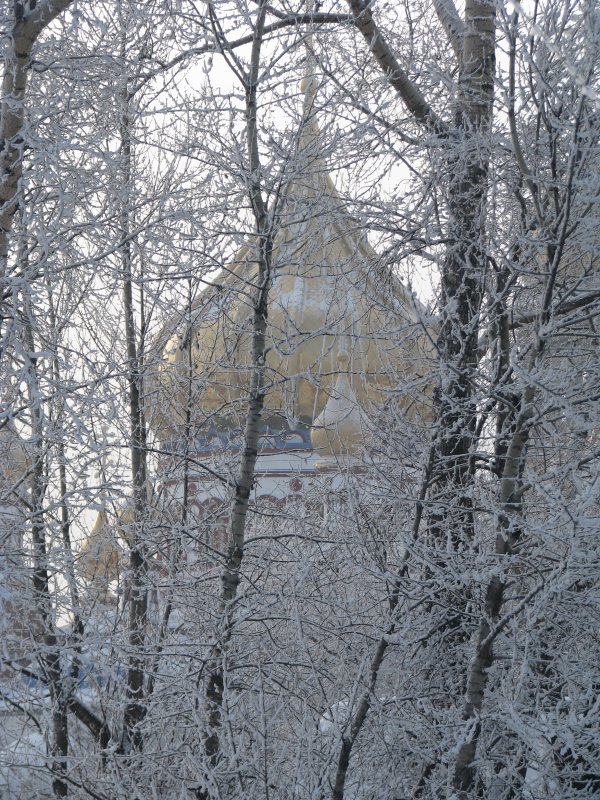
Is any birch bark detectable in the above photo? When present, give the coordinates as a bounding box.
[201,1,274,790]
[0,1,72,285]
[22,303,69,797]
[119,83,150,756]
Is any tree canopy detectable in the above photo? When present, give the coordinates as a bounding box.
[1,1,600,798]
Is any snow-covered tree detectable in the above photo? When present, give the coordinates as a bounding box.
[1,1,600,798]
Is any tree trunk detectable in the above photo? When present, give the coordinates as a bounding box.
[429,0,496,551]
[452,397,533,796]
[0,1,73,285]
[22,313,69,797]
[201,1,273,790]
[120,92,149,753]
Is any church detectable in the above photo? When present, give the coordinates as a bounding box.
[67,70,435,595]
[139,74,432,574]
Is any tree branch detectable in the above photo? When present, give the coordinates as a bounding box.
[432,0,464,61]
[133,12,350,93]
[345,0,447,134]
[8,662,110,745]
[22,0,73,40]
[477,287,600,359]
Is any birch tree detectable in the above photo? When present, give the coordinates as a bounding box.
[0,0,73,292]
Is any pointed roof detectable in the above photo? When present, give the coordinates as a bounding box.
[78,507,122,585]
[150,73,431,439]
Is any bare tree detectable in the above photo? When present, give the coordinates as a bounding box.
[2,2,600,799]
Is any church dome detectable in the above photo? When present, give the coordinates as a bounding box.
[78,507,122,586]
[150,82,431,441]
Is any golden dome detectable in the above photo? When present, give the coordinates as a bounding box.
[78,508,122,585]
[150,84,431,440]
[152,239,428,439]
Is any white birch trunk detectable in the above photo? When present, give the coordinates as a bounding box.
[0,1,72,281]
[201,3,273,792]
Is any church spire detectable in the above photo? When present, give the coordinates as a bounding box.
[296,0,323,160]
